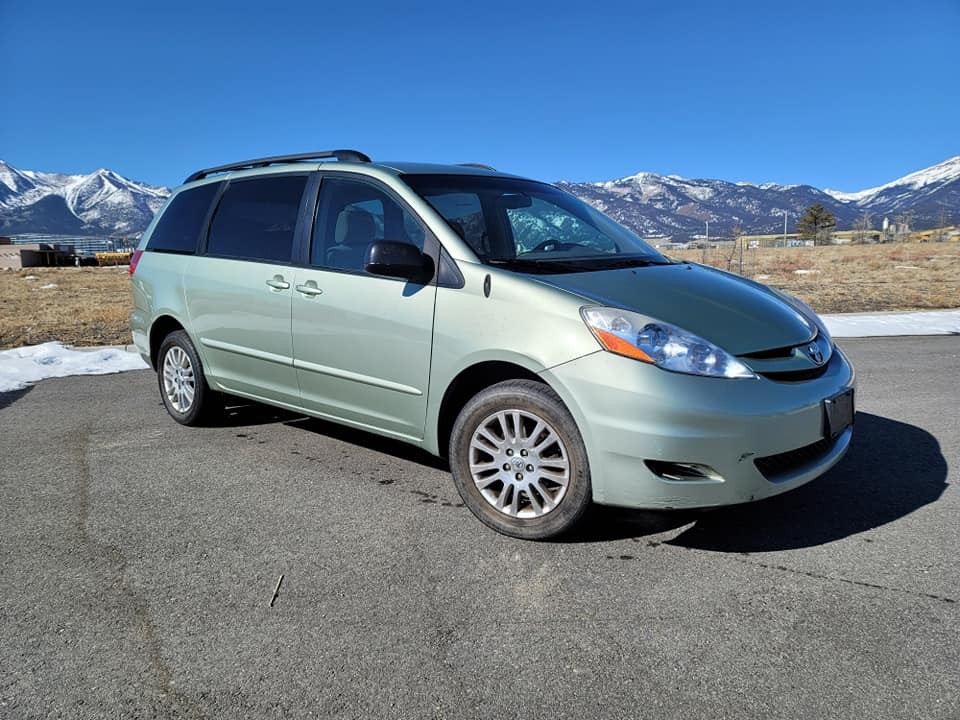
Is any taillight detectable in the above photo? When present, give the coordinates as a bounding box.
[129,249,144,275]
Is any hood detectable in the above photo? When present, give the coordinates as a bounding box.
[534,262,815,355]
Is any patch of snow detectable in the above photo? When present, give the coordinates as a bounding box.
[22,275,38,280]
[755,274,771,279]
[822,187,871,202]
[760,182,800,190]
[684,185,716,202]
[894,265,920,270]
[823,309,960,338]
[794,269,819,275]
[0,342,148,392]
[37,283,58,289]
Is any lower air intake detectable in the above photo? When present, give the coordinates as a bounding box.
[754,436,838,482]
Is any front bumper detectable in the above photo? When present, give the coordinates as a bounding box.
[541,346,855,509]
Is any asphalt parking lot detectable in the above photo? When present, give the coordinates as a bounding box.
[1,337,958,719]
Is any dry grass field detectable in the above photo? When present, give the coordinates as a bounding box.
[0,243,958,350]
[0,267,133,349]
[669,242,960,313]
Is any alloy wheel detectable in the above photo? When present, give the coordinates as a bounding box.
[468,409,570,518]
[162,346,196,413]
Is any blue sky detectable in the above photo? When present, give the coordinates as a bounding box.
[1,0,957,190]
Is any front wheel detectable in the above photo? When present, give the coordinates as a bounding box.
[449,380,592,539]
[157,330,220,426]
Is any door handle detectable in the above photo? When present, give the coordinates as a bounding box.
[266,275,290,291]
[295,282,323,297]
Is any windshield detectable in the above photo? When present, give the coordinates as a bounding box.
[402,174,670,273]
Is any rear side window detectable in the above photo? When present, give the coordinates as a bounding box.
[146,182,220,254]
[206,175,308,263]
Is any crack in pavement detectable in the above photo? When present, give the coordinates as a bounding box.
[69,428,207,719]
[608,539,957,605]
[728,555,958,605]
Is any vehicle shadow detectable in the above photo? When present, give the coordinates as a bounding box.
[282,415,451,471]
[0,386,33,412]
[203,398,450,470]
[202,399,310,428]
[567,412,948,551]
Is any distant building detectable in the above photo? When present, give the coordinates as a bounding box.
[0,244,41,270]
[6,234,131,254]
[0,242,95,269]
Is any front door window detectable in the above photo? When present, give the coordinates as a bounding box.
[312,177,425,272]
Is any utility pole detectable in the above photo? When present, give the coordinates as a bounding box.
[782,211,788,247]
[704,220,710,264]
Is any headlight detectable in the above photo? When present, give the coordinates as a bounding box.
[580,306,756,379]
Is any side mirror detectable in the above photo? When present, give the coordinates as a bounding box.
[364,241,434,282]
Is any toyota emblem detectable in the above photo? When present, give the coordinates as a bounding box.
[807,343,824,365]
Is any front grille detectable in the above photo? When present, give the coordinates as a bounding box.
[741,345,796,359]
[757,365,830,382]
[754,436,837,481]
[740,330,833,382]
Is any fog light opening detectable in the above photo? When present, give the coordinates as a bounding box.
[645,460,725,482]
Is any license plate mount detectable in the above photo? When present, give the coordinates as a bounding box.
[823,389,855,439]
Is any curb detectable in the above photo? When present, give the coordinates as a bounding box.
[821,307,960,318]
[70,344,140,354]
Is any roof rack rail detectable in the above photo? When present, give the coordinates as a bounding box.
[458,163,497,171]
[185,150,371,183]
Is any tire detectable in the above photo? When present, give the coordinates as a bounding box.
[449,380,592,539]
[156,330,221,426]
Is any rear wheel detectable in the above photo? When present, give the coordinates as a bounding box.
[157,330,220,425]
[449,380,591,539]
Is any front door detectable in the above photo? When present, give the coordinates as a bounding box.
[291,176,437,441]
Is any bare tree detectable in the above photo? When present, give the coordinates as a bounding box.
[852,211,872,244]
[726,223,744,272]
[894,211,914,242]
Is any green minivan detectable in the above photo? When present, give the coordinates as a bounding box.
[131,150,855,539]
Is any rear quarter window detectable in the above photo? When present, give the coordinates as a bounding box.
[146,182,221,254]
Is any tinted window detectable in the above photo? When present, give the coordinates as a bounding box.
[404,174,668,273]
[207,175,307,263]
[146,182,220,254]
[312,177,425,271]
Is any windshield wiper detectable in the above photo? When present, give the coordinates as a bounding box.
[488,255,670,274]
[487,258,583,274]
[591,256,672,269]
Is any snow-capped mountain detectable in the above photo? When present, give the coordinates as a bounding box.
[0,161,169,236]
[823,155,960,218]
[560,155,960,238]
[1,155,957,239]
